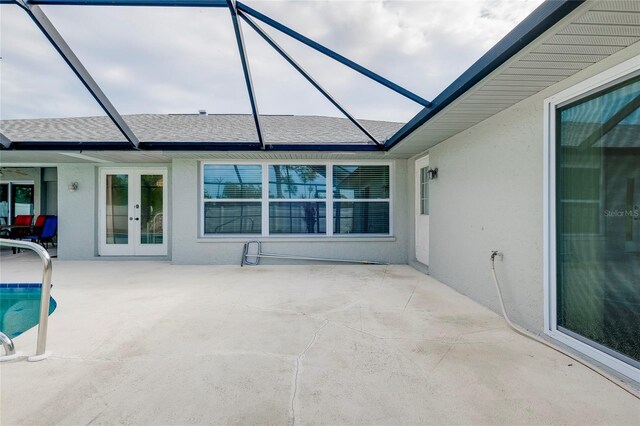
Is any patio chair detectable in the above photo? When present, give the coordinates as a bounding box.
[32,214,48,234]
[13,215,33,227]
[4,214,33,253]
[22,215,57,249]
[7,214,34,239]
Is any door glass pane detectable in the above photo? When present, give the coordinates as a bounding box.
[11,185,34,217]
[556,75,640,365]
[140,175,164,245]
[420,167,429,215]
[0,184,8,225]
[105,174,128,244]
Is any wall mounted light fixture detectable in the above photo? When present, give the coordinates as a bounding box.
[68,182,79,192]
[427,167,438,180]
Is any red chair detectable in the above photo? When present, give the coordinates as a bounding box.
[14,215,33,227]
[7,214,33,253]
[33,214,47,227]
[32,215,48,235]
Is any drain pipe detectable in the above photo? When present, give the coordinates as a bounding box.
[490,251,639,399]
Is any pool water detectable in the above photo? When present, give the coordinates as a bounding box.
[0,284,57,338]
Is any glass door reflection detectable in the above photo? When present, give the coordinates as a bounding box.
[139,174,164,245]
[105,174,129,245]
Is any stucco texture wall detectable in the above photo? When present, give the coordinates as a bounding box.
[57,164,97,260]
[421,44,640,333]
[172,159,410,265]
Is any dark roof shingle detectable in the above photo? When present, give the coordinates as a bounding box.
[0,114,403,145]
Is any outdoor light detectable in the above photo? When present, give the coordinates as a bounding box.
[427,168,438,180]
[68,182,79,192]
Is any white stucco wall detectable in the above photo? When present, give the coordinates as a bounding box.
[57,164,97,260]
[414,43,640,333]
[172,158,410,265]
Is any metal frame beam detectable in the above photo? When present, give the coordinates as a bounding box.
[2,0,227,5]
[236,1,431,108]
[226,0,265,149]
[14,0,141,149]
[240,11,382,148]
[0,0,441,152]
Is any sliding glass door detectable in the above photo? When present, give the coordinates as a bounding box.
[555,74,639,368]
[0,182,35,225]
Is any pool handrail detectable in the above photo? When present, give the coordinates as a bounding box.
[0,238,53,361]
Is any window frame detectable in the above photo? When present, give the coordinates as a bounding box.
[267,165,328,235]
[543,55,640,382]
[200,160,393,238]
[201,164,263,235]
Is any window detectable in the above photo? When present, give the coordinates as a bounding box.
[269,165,327,234]
[545,56,640,380]
[203,164,262,234]
[419,167,429,215]
[201,163,391,236]
[333,165,390,234]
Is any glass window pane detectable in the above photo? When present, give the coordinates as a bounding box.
[11,185,34,217]
[204,202,261,234]
[269,165,326,199]
[420,167,429,215]
[333,202,389,234]
[105,174,128,244]
[0,184,8,225]
[140,175,163,245]
[556,75,640,364]
[203,165,261,199]
[269,202,326,234]
[333,165,389,199]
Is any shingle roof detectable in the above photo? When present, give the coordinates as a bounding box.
[0,114,403,145]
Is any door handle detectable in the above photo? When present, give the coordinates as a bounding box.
[135,218,140,221]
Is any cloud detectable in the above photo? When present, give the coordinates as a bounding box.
[0,0,544,123]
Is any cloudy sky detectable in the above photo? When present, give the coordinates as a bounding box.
[0,0,544,123]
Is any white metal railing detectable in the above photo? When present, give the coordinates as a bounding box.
[0,238,53,361]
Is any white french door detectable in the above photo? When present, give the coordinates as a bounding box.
[99,168,167,256]
[415,155,430,266]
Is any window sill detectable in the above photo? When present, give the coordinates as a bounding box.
[196,236,396,243]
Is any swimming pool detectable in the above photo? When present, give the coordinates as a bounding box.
[0,284,57,339]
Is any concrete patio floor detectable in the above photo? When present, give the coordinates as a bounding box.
[0,251,638,425]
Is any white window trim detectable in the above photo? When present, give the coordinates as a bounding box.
[543,55,640,382]
[199,160,394,238]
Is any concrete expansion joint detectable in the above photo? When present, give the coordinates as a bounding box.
[290,320,329,426]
